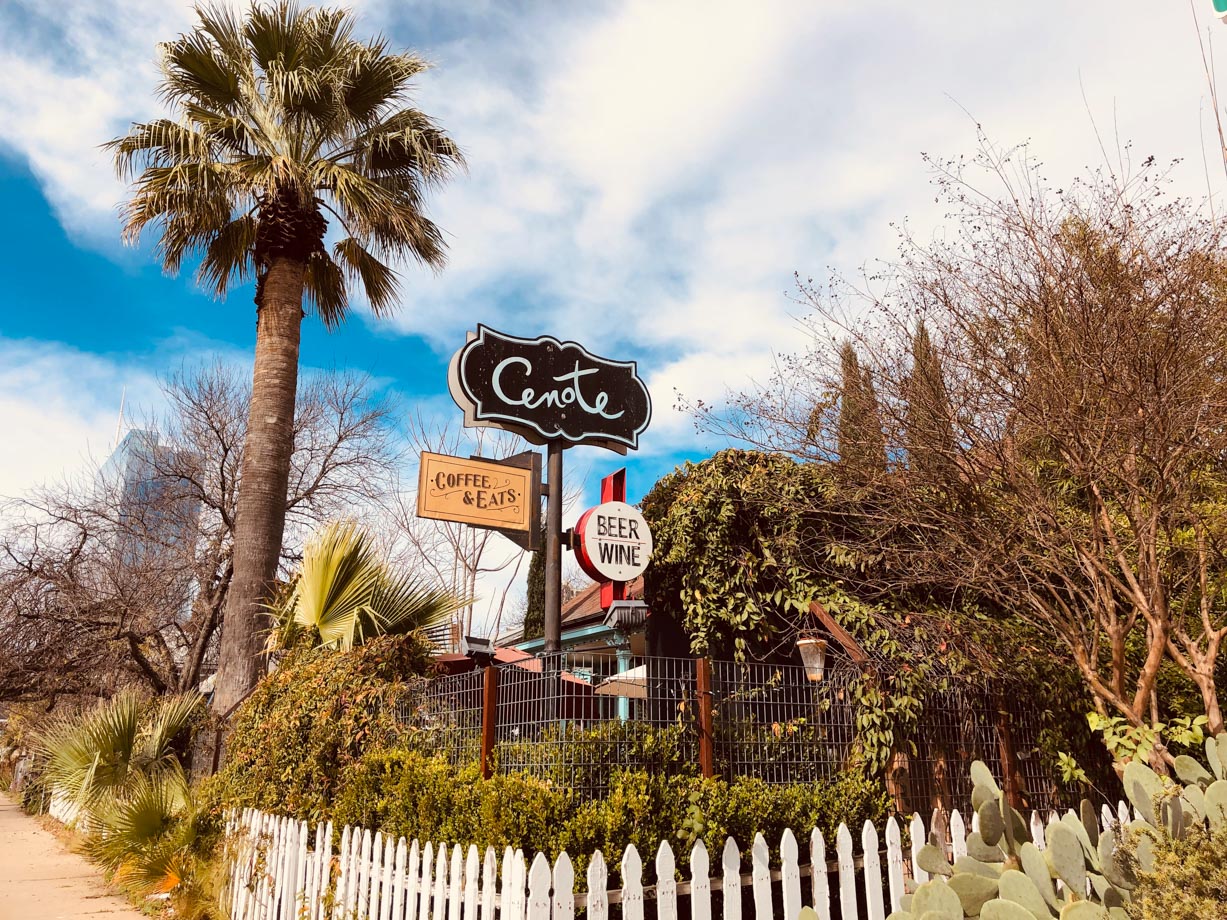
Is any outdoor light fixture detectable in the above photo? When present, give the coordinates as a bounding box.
[462,634,496,668]
[796,636,828,682]
[603,599,649,631]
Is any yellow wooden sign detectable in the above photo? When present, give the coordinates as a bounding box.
[416,451,535,532]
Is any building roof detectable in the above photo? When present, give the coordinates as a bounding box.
[560,575,644,628]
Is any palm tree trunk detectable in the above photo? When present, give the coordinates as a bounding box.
[211,257,305,716]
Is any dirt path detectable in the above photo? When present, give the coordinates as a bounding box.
[0,795,147,919]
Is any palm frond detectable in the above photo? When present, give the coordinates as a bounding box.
[369,570,469,640]
[157,28,243,114]
[111,1,460,310]
[272,521,383,650]
[140,693,203,770]
[333,236,399,315]
[199,214,257,296]
[85,767,190,871]
[303,248,347,327]
[342,50,429,127]
[35,692,143,807]
[267,521,466,651]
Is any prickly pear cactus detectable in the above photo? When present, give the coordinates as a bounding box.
[791,735,1227,920]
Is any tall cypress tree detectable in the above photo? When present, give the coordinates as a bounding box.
[836,341,888,478]
[522,528,546,641]
[904,322,955,481]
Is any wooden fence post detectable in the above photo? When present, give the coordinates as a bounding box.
[994,694,1022,810]
[481,665,498,780]
[695,657,715,779]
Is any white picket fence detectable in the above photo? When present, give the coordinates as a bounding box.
[225,801,1139,920]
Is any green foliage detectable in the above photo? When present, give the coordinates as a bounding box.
[333,747,889,885]
[1122,824,1227,919]
[29,691,221,916]
[523,530,546,641]
[201,633,432,822]
[639,449,1100,789]
[33,690,203,813]
[266,521,466,652]
[496,721,695,792]
[333,750,569,857]
[836,341,888,478]
[642,450,823,661]
[871,741,1227,920]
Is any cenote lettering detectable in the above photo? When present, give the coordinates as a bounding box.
[491,358,624,420]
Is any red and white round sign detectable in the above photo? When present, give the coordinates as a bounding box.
[574,501,653,583]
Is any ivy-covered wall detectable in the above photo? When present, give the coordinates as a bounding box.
[639,448,1116,793]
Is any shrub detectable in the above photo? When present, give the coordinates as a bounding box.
[333,747,891,884]
[333,750,570,855]
[201,633,432,822]
[1122,824,1227,919]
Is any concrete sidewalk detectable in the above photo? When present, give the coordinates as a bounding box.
[0,795,146,919]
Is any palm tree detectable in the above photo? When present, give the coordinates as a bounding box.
[266,521,467,651]
[108,3,464,715]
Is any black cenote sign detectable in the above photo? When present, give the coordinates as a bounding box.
[448,326,652,454]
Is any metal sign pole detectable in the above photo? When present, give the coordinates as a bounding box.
[543,440,564,654]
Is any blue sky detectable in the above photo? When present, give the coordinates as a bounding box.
[0,0,1224,623]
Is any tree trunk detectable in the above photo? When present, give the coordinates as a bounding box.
[211,257,305,717]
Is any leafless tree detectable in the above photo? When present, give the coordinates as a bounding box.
[0,363,397,703]
[697,140,1227,745]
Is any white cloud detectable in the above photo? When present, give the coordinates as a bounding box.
[3,0,1227,492]
[0,338,162,498]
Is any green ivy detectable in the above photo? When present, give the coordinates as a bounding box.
[199,633,433,822]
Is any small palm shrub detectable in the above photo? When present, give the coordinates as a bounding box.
[32,691,221,916]
[35,690,201,814]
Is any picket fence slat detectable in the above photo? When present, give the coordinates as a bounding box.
[527,852,551,920]
[656,841,678,920]
[420,842,435,920]
[884,818,904,913]
[690,840,711,920]
[481,847,497,920]
[407,840,422,920]
[437,844,453,920]
[836,824,857,920]
[807,829,828,920]
[720,837,740,920]
[780,829,801,920]
[621,844,644,920]
[553,852,575,920]
[449,844,464,920]
[750,834,772,920]
[908,814,928,884]
[949,811,967,862]
[464,846,480,920]
[587,850,608,920]
[861,822,885,920]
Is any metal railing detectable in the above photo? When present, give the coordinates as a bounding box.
[391,652,1065,813]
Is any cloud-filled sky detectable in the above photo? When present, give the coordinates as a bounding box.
[0,0,1224,623]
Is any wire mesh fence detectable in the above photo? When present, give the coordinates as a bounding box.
[390,652,1067,813]
[710,659,857,786]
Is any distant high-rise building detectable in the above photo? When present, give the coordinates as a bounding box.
[101,429,202,621]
